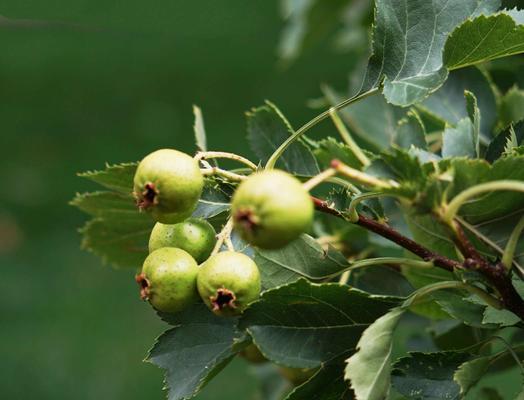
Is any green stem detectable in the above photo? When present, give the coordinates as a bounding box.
[211,218,234,256]
[195,151,258,170]
[332,159,398,189]
[201,167,247,182]
[502,216,524,271]
[265,88,379,169]
[329,109,370,167]
[444,180,524,224]
[303,168,337,191]
[403,281,502,310]
[347,192,387,222]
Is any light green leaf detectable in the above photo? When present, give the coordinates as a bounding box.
[254,234,350,290]
[147,304,247,400]
[246,101,319,176]
[193,105,207,152]
[444,12,524,70]
[345,307,405,400]
[314,137,365,169]
[442,118,476,158]
[465,90,481,156]
[454,356,491,397]
[240,279,399,368]
[363,0,499,106]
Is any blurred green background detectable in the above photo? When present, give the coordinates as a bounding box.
[0,2,351,398]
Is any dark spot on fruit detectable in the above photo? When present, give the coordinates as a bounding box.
[135,273,151,300]
[137,182,159,210]
[211,287,237,311]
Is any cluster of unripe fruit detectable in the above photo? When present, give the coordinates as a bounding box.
[133,149,313,317]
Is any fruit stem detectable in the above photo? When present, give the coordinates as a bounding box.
[331,159,399,189]
[443,180,524,224]
[195,151,258,170]
[502,216,524,271]
[211,218,234,256]
[347,191,388,222]
[201,167,248,182]
[265,87,379,170]
[329,108,371,167]
[302,168,337,191]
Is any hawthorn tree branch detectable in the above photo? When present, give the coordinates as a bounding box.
[312,196,524,320]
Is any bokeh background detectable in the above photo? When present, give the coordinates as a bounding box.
[0,2,353,398]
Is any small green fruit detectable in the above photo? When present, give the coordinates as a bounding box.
[240,343,267,364]
[149,218,217,263]
[136,247,199,313]
[278,366,316,386]
[133,149,204,223]
[231,170,313,249]
[197,251,261,316]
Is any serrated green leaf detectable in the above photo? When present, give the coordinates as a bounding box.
[345,307,405,400]
[442,119,476,158]
[285,360,353,400]
[391,351,472,400]
[71,191,139,219]
[254,234,350,290]
[240,279,399,369]
[363,0,499,106]
[246,101,319,176]
[486,121,524,162]
[147,304,247,400]
[444,12,524,71]
[79,217,153,268]
[394,110,427,150]
[193,105,207,152]
[314,137,364,170]
[79,162,137,194]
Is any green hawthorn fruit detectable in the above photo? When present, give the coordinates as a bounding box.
[197,251,261,316]
[136,247,199,313]
[133,148,204,223]
[240,343,267,364]
[278,366,317,386]
[149,218,217,263]
[231,170,313,249]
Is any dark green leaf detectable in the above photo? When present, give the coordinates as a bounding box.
[486,121,524,162]
[240,279,399,368]
[498,86,524,130]
[246,101,319,176]
[363,0,499,106]
[418,67,497,139]
[392,351,472,399]
[314,137,364,170]
[286,361,353,400]
[147,303,247,400]
[192,180,233,219]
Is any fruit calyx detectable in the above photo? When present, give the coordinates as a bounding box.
[233,208,260,234]
[136,182,159,210]
[210,287,237,312]
[135,272,151,300]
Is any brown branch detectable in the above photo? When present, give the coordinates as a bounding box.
[312,197,459,271]
[313,196,524,320]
